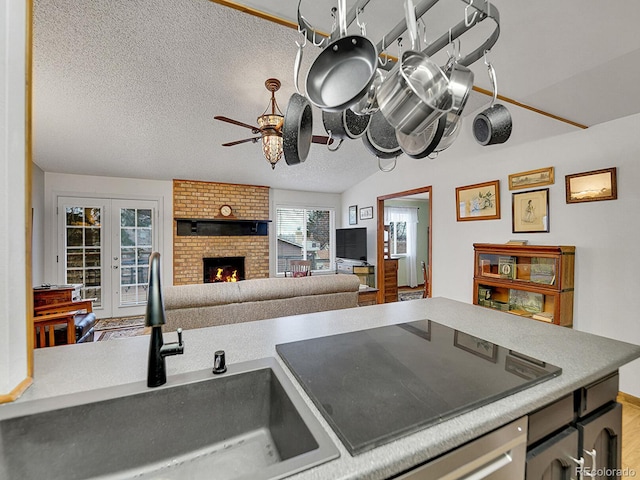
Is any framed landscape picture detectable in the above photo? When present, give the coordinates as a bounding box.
[512,188,549,233]
[508,167,554,190]
[455,180,500,221]
[565,167,617,203]
[359,206,373,220]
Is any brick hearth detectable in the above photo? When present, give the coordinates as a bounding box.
[173,179,270,285]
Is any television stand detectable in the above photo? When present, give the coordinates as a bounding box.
[336,260,375,288]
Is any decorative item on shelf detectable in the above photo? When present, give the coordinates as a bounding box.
[456,180,500,221]
[532,312,554,323]
[509,167,555,190]
[359,206,373,220]
[498,256,517,279]
[349,205,358,225]
[218,204,233,218]
[512,188,549,233]
[508,289,544,314]
[565,167,617,204]
[530,257,555,285]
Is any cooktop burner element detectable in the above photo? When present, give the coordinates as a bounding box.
[276,320,561,455]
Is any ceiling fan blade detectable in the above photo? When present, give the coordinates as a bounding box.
[312,135,334,145]
[221,137,260,147]
[214,116,261,134]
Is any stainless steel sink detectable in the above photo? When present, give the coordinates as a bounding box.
[0,357,339,480]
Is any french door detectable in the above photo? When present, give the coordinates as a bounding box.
[57,197,158,318]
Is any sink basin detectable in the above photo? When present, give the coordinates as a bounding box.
[0,357,339,480]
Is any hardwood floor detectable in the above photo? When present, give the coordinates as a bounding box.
[620,393,640,478]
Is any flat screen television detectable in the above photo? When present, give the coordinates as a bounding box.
[336,227,367,261]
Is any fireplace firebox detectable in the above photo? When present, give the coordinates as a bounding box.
[203,257,245,283]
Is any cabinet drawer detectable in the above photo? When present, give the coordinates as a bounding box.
[528,394,574,446]
[577,372,618,418]
[397,417,528,480]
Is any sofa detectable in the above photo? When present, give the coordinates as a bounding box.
[162,274,361,331]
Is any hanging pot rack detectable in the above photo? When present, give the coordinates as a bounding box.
[297,0,500,70]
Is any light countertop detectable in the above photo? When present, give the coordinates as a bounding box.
[15,297,640,479]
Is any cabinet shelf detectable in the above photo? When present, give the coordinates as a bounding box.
[473,243,575,327]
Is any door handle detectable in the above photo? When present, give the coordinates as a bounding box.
[113,265,119,270]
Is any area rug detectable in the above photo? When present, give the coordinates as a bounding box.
[97,326,147,341]
[94,316,145,331]
[399,291,424,301]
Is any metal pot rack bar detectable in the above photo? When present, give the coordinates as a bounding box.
[297,0,500,70]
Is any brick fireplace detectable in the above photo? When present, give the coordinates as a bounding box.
[173,179,270,285]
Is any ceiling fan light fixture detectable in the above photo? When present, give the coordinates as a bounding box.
[257,113,284,169]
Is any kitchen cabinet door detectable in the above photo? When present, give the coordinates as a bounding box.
[525,426,579,480]
[576,402,622,480]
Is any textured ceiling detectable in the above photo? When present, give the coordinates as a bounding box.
[32,0,640,193]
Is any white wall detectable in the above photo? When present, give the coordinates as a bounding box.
[1,0,29,398]
[342,107,640,397]
[31,164,45,285]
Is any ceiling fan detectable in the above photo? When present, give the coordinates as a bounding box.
[214,78,331,169]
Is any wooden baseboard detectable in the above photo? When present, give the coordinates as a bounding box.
[0,377,33,404]
[618,391,640,408]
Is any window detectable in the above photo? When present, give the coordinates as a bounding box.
[388,221,407,256]
[276,207,333,274]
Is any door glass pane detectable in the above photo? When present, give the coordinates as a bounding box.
[64,206,103,308]
[118,207,153,306]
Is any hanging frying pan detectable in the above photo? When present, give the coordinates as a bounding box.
[362,110,403,159]
[322,108,371,152]
[396,114,446,159]
[305,0,378,112]
[283,93,313,165]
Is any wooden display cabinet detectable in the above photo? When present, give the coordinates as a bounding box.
[473,243,575,327]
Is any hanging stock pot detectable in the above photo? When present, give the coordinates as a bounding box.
[376,0,453,136]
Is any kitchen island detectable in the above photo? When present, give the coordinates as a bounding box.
[14,297,640,479]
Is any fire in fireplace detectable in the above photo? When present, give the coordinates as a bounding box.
[203,257,245,283]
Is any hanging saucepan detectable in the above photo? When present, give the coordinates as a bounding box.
[322,108,371,151]
[304,0,378,112]
[396,114,447,159]
[429,59,474,155]
[377,0,453,136]
[362,109,403,160]
[473,60,512,146]
[283,93,313,166]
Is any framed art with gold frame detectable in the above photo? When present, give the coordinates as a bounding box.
[565,167,617,203]
[508,167,554,190]
[512,188,549,233]
[455,180,500,221]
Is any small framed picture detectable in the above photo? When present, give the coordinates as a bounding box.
[359,206,373,220]
[508,166,555,190]
[348,205,357,225]
[565,167,617,203]
[512,188,549,233]
[455,180,500,221]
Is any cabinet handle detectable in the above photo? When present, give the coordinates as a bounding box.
[460,452,512,480]
[569,455,584,480]
[583,449,597,477]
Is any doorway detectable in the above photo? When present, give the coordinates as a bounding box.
[376,186,432,303]
[56,196,158,318]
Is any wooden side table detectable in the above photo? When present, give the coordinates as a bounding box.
[358,287,378,306]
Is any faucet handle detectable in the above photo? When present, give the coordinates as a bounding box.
[212,350,227,374]
[176,328,183,346]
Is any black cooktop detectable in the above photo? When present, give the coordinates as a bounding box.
[276,320,561,455]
